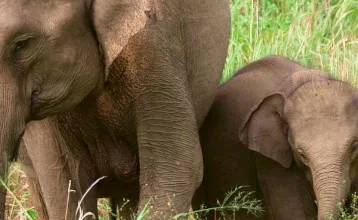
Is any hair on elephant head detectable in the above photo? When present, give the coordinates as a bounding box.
[239,78,358,219]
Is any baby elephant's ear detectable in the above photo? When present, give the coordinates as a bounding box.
[239,93,292,168]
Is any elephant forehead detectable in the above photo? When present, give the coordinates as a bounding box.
[287,102,358,135]
[290,117,355,133]
[0,2,26,35]
[37,2,79,33]
[0,1,76,38]
[286,85,358,142]
[285,80,358,122]
[289,119,355,154]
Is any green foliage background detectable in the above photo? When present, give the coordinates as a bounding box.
[223,0,358,85]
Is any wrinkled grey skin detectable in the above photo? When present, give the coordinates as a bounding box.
[193,56,358,220]
[0,0,230,219]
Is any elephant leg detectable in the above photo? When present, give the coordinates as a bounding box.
[17,143,48,220]
[112,26,203,217]
[125,43,202,216]
[20,119,80,220]
[255,154,317,220]
[73,159,98,219]
[136,114,201,219]
[135,71,202,215]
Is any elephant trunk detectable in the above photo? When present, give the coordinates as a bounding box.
[311,161,350,220]
[0,74,28,218]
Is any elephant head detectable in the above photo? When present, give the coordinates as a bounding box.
[0,0,150,215]
[239,79,358,219]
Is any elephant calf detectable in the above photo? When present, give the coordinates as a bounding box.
[193,56,358,220]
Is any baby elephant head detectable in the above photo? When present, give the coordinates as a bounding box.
[239,80,358,219]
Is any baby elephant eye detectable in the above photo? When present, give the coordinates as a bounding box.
[14,39,29,52]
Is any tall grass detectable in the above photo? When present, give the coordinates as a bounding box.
[223,0,358,85]
[5,0,358,219]
[4,164,36,219]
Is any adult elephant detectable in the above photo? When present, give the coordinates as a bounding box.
[0,0,230,219]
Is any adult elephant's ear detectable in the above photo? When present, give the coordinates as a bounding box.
[239,93,293,168]
[90,0,151,80]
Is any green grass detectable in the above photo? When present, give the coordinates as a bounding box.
[223,0,358,85]
[117,186,264,220]
[337,192,358,220]
[5,0,358,219]
[4,164,36,220]
[173,186,264,219]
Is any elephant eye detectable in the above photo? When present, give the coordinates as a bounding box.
[14,39,29,53]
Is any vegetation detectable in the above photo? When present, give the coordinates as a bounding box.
[112,186,264,220]
[173,187,264,220]
[4,0,358,219]
[223,0,358,85]
[337,193,358,220]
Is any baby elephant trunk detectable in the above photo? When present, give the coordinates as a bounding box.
[312,161,350,220]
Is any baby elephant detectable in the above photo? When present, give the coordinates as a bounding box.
[193,56,358,220]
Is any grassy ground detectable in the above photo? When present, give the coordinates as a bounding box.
[5,0,358,219]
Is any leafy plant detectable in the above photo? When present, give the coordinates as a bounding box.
[328,192,358,220]
[173,186,264,220]
[223,0,358,85]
